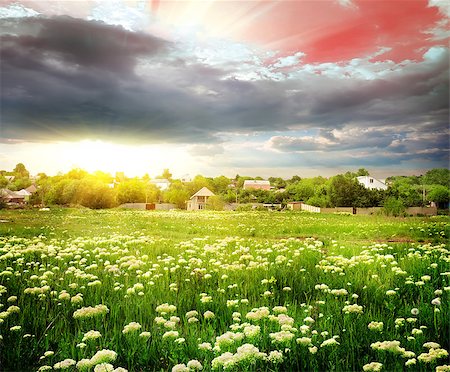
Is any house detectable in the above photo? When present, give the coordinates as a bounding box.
[15,189,32,202]
[150,178,171,190]
[243,180,271,190]
[356,176,388,191]
[0,189,26,205]
[187,187,215,210]
[180,174,192,183]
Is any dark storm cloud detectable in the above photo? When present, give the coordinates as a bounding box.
[0,14,448,170]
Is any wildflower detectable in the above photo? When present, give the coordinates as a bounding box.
[7,305,20,314]
[411,308,419,316]
[436,365,450,372]
[273,306,288,314]
[371,340,407,355]
[172,364,189,372]
[73,304,109,319]
[186,360,203,370]
[423,342,441,349]
[363,362,383,371]
[385,290,396,296]
[122,322,142,334]
[321,338,340,347]
[204,311,215,319]
[270,330,295,344]
[139,331,151,339]
[156,303,177,314]
[342,304,363,314]
[309,346,318,354]
[267,350,283,363]
[418,348,449,363]
[163,331,179,340]
[405,359,416,367]
[296,337,312,346]
[54,359,76,369]
[90,349,118,366]
[368,322,384,332]
[82,330,102,342]
[10,325,21,331]
[188,317,199,324]
[94,364,114,372]
[412,328,423,336]
[186,310,198,319]
[175,337,185,344]
[198,342,212,351]
[431,298,441,306]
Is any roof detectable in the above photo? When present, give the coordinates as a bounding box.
[150,179,170,184]
[190,187,215,199]
[16,189,32,196]
[0,188,25,200]
[243,180,270,186]
[25,185,38,193]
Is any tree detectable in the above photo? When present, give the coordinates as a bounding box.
[427,185,450,208]
[212,175,230,194]
[116,179,146,204]
[384,197,406,216]
[164,181,190,208]
[13,163,29,178]
[207,195,225,211]
[423,168,450,187]
[356,168,370,176]
[157,169,172,180]
[328,175,365,207]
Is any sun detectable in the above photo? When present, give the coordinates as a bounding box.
[65,139,192,177]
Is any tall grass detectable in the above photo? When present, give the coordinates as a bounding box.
[0,209,448,371]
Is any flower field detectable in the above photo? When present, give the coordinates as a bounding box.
[0,209,449,371]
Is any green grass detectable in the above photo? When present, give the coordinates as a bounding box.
[0,209,448,371]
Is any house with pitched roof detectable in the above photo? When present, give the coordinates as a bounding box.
[356,176,388,191]
[187,187,215,210]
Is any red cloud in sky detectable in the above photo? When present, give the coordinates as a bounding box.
[221,0,445,63]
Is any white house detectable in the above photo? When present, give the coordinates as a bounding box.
[357,176,388,191]
[150,179,171,191]
[187,187,215,210]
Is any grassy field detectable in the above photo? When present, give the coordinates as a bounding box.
[0,209,448,372]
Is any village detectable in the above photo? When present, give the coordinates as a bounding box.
[1,164,447,216]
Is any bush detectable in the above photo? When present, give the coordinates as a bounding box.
[383,197,406,216]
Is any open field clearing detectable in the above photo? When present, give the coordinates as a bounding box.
[0,209,449,371]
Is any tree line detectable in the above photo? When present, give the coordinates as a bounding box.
[1,164,449,211]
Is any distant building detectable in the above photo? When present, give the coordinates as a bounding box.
[0,189,26,205]
[180,174,192,183]
[150,179,171,190]
[243,180,271,190]
[357,176,388,191]
[187,187,215,210]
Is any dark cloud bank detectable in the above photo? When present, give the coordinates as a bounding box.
[0,15,448,166]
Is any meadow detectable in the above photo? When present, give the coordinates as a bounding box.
[0,208,448,372]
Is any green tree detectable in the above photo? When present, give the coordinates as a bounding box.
[164,181,190,209]
[423,168,450,187]
[427,185,450,208]
[116,179,146,204]
[207,195,225,211]
[328,175,365,207]
[384,197,406,216]
[13,163,30,178]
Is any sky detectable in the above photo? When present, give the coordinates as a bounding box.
[0,0,449,179]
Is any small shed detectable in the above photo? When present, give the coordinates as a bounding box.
[187,187,215,211]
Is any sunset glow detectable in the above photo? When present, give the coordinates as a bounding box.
[0,0,448,177]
